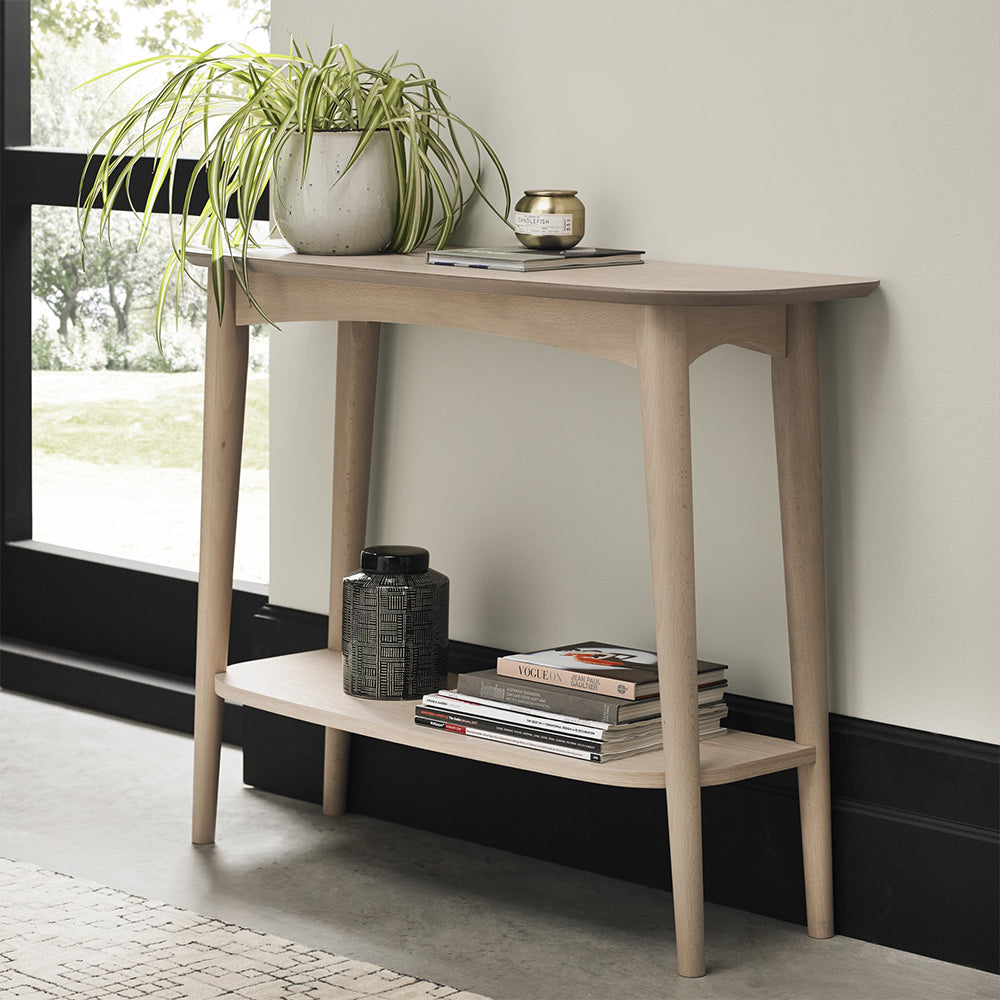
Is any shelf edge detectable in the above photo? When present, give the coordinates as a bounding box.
[215,654,816,791]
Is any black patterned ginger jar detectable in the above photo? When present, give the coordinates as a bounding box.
[342,545,449,699]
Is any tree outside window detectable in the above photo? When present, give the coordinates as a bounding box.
[28,0,271,583]
[30,0,270,373]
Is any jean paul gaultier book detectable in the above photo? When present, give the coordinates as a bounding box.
[425,246,644,271]
[413,642,729,763]
[495,640,727,701]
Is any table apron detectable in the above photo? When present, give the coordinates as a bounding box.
[234,273,787,367]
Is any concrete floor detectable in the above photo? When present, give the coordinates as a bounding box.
[1,690,996,1000]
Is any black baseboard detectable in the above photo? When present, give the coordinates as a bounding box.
[242,604,999,974]
[4,606,996,974]
[1,541,266,680]
[0,637,242,745]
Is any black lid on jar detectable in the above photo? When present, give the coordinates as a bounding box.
[360,545,430,574]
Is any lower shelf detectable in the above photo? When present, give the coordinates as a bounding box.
[216,649,816,789]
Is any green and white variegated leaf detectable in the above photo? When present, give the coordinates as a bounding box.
[78,37,512,344]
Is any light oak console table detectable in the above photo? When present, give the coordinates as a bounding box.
[187,247,878,978]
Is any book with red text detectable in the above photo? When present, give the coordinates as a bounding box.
[496,641,727,701]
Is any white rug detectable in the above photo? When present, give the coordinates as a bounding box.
[0,859,493,1000]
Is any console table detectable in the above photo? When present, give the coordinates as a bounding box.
[187,247,878,978]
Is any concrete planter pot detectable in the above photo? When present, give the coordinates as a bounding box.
[273,130,397,255]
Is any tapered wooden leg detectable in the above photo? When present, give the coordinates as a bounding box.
[323,728,351,816]
[637,306,705,978]
[192,271,249,845]
[772,302,835,938]
[323,321,381,816]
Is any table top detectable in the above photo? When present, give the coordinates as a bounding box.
[186,246,879,307]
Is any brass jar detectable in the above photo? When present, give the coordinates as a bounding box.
[513,189,585,250]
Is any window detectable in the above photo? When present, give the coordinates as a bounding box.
[2,1,270,686]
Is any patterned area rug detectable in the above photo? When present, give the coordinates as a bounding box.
[0,859,493,999]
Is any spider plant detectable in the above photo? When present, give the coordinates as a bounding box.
[78,37,511,343]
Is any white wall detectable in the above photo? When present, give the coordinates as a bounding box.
[268,0,999,744]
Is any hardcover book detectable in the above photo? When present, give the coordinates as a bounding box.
[455,669,659,723]
[495,641,727,701]
[455,669,726,724]
[425,246,644,272]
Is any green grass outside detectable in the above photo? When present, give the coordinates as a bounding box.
[32,374,269,471]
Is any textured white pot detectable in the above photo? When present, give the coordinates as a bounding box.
[272,130,397,255]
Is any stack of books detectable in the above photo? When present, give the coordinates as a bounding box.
[414,640,728,764]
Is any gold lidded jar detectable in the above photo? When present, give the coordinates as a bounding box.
[513,189,585,249]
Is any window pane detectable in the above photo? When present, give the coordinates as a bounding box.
[31,204,269,584]
[31,1,269,150]
[28,2,271,584]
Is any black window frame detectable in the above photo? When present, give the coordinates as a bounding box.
[1,1,267,689]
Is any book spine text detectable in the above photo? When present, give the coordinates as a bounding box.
[456,675,620,723]
[496,658,651,700]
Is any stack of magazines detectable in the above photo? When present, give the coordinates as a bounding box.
[414,640,728,763]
